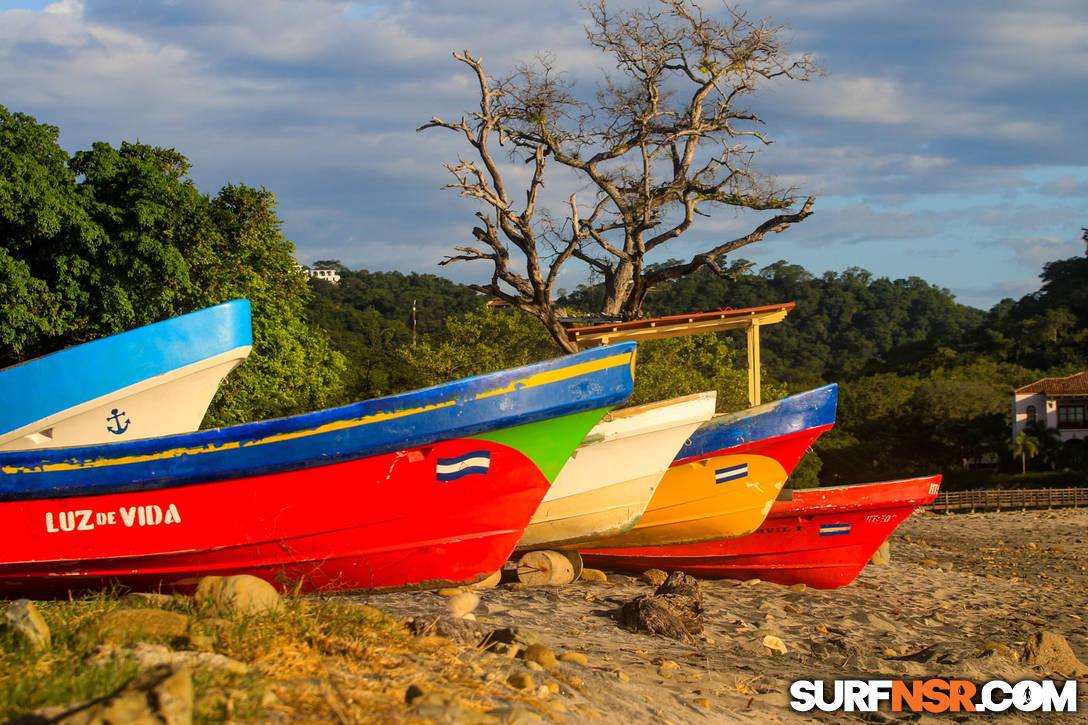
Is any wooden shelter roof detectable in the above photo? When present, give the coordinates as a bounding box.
[564,303,795,348]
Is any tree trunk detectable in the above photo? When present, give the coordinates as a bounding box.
[598,263,632,318]
[538,307,579,354]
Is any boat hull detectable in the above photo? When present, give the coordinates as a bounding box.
[576,385,838,549]
[517,392,716,550]
[0,300,252,451]
[581,475,941,588]
[0,428,569,595]
[0,350,250,452]
[0,344,637,595]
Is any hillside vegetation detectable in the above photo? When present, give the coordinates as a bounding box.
[308,246,1088,487]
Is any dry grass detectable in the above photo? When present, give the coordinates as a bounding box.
[0,593,559,724]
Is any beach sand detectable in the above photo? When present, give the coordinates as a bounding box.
[358,507,1088,723]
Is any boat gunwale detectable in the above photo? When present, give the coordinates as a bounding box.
[673,384,837,463]
[600,390,716,422]
[769,475,942,518]
[583,392,716,446]
[0,344,637,502]
[671,422,835,468]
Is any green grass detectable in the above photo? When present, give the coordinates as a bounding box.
[0,591,546,723]
[0,590,144,717]
[0,591,290,722]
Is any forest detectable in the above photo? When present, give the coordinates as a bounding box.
[306,249,1088,489]
[3,103,1085,488]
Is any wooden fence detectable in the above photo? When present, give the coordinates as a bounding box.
[927,487,1087,513]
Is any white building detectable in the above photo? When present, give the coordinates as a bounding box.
[295,264,341,285]
[1012,372,1088,443]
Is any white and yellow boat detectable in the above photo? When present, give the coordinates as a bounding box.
[517,391,717,550]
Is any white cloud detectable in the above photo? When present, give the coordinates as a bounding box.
[904,155,951,173]
[1,0,1085,313]
[974,10,1088,80]
[806,76,913,124]
[1041,175,1088,198]
[789,203,940,246]
[998,235,1083,268]
[953,277,1041,308]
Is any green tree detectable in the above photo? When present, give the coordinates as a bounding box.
[626,333,785,413]
[307,295,416,403]
[566,259,986,384]
[909,379,1008,469]
[308,266,485,338]
[403,305,561,385]
[0,106,103,360]
[69,141,205,333]
[184,184,346,425]
[786,449,822,489]
[1012,430,1040,474]
[1039,247,1088,324]
[972,237,1088,371]
[0,105,344,425]
[817,374,923,483]
[1022,421,1064,472]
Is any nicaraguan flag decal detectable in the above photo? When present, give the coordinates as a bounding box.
[714,463,748,484]
[436,451,491,482]
[819,523,852,537]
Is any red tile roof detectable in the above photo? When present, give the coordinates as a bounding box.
[1015,372,1088,395]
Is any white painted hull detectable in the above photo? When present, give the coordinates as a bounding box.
[517,391,716,550]
[0,347,250,451]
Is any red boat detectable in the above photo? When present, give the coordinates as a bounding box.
[580,475,941,588]
[6,441,551,595]
[0,343,636,596]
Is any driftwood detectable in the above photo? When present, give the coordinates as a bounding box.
[619,571,703,641]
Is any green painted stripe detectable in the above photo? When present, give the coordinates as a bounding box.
[471,407,611,483]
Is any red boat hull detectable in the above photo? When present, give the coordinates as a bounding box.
[0,438,548,596]
[580,475,941,588]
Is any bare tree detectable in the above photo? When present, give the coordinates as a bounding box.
[420,0,820,352]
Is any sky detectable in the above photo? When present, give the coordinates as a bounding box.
[2,0,1086,311]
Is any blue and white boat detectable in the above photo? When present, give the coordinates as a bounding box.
[0,300,252,451]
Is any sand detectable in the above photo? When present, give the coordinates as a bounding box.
[359,507,1088,724]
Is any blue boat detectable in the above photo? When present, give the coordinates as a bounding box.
[0,300,252,451]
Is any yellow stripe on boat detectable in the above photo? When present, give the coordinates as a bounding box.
[3,350,636,475]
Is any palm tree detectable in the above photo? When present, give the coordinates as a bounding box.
[1012,430,1040,474]
[1029,422,1064,471]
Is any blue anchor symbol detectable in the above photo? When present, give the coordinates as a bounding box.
[106,408,131,435]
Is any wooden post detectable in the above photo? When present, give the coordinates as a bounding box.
[746,322,761,407]
[516,550,576,585]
